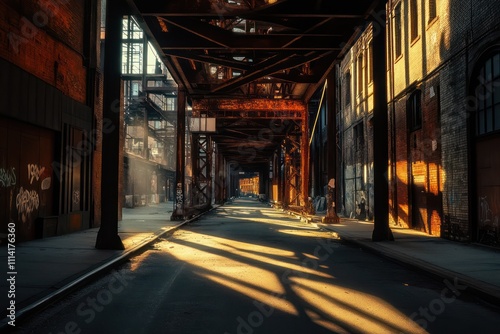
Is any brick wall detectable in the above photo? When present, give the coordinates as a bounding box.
[387,0,500,241]
[0,0,87,103]
[338,25,375,219]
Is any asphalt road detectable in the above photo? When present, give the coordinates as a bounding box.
[17,199,500,334]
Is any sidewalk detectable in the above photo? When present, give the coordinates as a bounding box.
[310,214,500,306]
[0,201,199,329]
[2,201,500,329]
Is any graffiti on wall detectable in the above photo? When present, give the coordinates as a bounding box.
[176,182,183,209]
[15,186,40,223]
[73,190,80,206]
[41,177,51,190]
[28,164,45,184]
[8,164,50,224]
[0,167,16,188]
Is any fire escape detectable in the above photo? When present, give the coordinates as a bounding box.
[122,16,177,206]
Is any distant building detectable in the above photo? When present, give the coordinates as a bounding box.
[240,175,259,196]
[121,16,177,209]
[338,23,375,221]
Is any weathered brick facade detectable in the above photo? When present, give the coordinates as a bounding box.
[0,0,103,241]
[338,24,375,220]
[388,0,500,241]
[0,0,87,103]
[338,0,500,246]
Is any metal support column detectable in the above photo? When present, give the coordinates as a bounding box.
[214,146,225,204]
[323,71,340,223]
[372,5,394,241]
[272,148,282,206]
[142,35,149,162]
[301,105,311,212]
[283,121,302,209]
[279,147,285,206]
[171,89,186,220]
[191,134,212,209]
[96,0,125,250]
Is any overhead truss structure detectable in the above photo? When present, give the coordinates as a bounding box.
[124,0,381,217]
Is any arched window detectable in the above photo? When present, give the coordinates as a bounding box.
[474,51,500,136]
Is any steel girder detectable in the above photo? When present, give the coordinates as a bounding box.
[191,133,213,209]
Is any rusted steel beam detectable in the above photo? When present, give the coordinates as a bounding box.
[192,98,306,113]
[200,110,304,120]
[283,121,302,208]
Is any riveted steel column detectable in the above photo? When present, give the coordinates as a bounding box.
[301,104,310,210]
[284,121,302,209]
[191,134,212,209]
[96,0,125,250]
[372,4,394,241]
[323,71,340,223]
[214,146,224,204]
[171,89,186,220]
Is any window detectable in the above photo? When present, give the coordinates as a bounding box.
[345,71,351,106]
[410,0,419,42]
[428,0,437,23]
[367,41,373,83]
[357,54,363,95]
[394,3,402,58]
[354,122,364,152]
[408,90,422,131]
[475,52,500,135]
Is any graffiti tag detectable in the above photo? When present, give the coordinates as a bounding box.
[28,164,45,184]
[73,190,80,205]
[16,187,39,223]
[41,177,51,190]
[176,182,183,209]
[0,167,16,188]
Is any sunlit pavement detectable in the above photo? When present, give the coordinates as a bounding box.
[309,213,500,306]
[0,200,189,329]
[3,199,500,333]
[15,198,500,334]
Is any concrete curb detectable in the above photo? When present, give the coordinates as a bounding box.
[270,206,500,306]
[1,206,219,331]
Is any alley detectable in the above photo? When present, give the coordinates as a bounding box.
[18,199,500,334]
